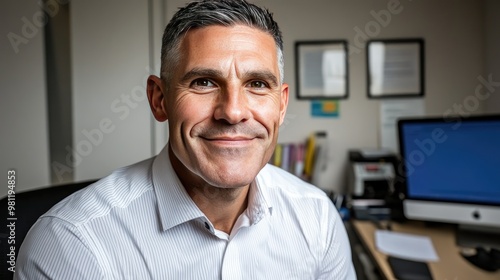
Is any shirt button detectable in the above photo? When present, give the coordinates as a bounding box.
[204,222,210,230]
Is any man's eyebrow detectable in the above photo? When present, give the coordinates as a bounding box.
[180,68,279,87]
[242,70,279,87]
[180,68,223,84]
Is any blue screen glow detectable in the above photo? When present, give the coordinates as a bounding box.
[400,118,500,206]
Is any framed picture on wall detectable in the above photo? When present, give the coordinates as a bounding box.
[367,38,425,98]
[295,40,349,99]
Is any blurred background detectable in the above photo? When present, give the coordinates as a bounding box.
[1,0,499,197]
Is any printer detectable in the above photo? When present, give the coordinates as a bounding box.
[348,149,397,199]
[347,149,400,220]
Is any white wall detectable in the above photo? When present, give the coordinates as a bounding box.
[485,0,500,113]
[69,0,153,181]
[1,1,50,196]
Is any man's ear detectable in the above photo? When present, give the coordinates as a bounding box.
[147,75,168,122]
[279,83,289,126]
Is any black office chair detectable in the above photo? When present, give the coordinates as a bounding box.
[0,179,97,280]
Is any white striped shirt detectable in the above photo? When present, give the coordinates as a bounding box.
[15,146,356,279]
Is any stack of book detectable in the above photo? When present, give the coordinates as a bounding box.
[270,132,324,183]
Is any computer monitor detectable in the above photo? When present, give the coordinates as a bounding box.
[397,114,500,249]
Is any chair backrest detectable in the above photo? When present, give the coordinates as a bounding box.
[0,179,97,279]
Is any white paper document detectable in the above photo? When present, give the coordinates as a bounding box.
[380,99,425,153]
[369,42,421,96]
[375,230,439,262]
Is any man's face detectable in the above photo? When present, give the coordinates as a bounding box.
[164,24,288,189]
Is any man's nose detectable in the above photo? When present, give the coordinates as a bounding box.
[214,85,251,124]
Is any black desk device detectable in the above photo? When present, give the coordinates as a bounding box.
[388,256,433,280]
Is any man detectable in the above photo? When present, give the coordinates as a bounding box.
[16,0,356,279]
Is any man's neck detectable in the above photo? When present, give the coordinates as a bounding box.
[167,146,250,234]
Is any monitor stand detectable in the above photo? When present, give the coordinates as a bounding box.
[456,225,500,272]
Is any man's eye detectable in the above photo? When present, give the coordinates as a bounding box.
[249,81,267,88]
[192,79,215,87]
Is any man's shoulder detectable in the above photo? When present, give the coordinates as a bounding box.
[258,164,330,202]
[43,157,155,226]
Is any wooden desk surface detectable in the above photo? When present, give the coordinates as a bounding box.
[351,220,500,280]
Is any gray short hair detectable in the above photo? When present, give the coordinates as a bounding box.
[160,0,284,84]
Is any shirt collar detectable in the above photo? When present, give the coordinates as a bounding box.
[152,145,274,231]
[247,170,273,224]
[152,145,205,231]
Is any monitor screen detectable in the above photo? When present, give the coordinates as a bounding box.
[398,115,500,230]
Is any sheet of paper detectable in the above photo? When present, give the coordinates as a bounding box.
[369,42,421,96]
[375,230,439,262]
[299,44,346,98]
[380,99,425,153]
[322,50,346,96]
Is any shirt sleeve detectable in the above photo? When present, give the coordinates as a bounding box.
[14,217,105,280]
[316,201,357,280]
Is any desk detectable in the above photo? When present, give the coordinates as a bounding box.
[350,220,500,280]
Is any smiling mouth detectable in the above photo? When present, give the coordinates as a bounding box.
[201,136,257,147]
[206,136,254,140]
[203,136,254,142]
